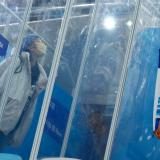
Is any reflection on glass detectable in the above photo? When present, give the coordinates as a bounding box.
[0,0,28,19]
[103,16,116,30]
[32,0,66,7]
[65,1,136,160]
[37,0,95,159]
[76,0,95,4]
[110,1,160,160]
[0,1,28,61]
[0,35,47,149]
[0,0,65,160]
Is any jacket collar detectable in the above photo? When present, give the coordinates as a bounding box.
[20,52,47,87]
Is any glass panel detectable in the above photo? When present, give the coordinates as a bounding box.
[110,1,160,160]
[0,1,38,119]
[37,0,95,159]
[0,0,66,160]
[0,0,29,66]
[1,0,28,19]
[76,0,95,4]
[0,0,32,140]
[64,1,136,160]
[32,0,66,7]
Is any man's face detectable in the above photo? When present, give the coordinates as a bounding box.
[30,39,47,57]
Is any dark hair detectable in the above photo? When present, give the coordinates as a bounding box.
[15,34,40,73]
[20,34,40,53]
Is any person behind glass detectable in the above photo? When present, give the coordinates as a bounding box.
[0,35,47,148]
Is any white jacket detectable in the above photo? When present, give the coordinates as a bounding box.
[0,51,47,146]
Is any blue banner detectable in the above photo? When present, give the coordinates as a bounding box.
[38,84,72,157]
[0,34,9,57]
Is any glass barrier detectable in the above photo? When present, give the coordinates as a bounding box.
[0,0,66,160]
[0,0,33,150]
[1,0,28,19]
[37,0,95,159]
[0,0,29,70]
[35,0,137,160]
[109,0,160,160]
[64,1,136,160]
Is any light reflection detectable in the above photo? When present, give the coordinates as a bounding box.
[126,20,133,27]
[103,17,116,30]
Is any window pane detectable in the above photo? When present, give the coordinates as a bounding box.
[37,0,95,158]
[110,1,160,160]
[65,1,136,160]
[0,0,66,160]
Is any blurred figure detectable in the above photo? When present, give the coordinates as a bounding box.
[0,34,47,148]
